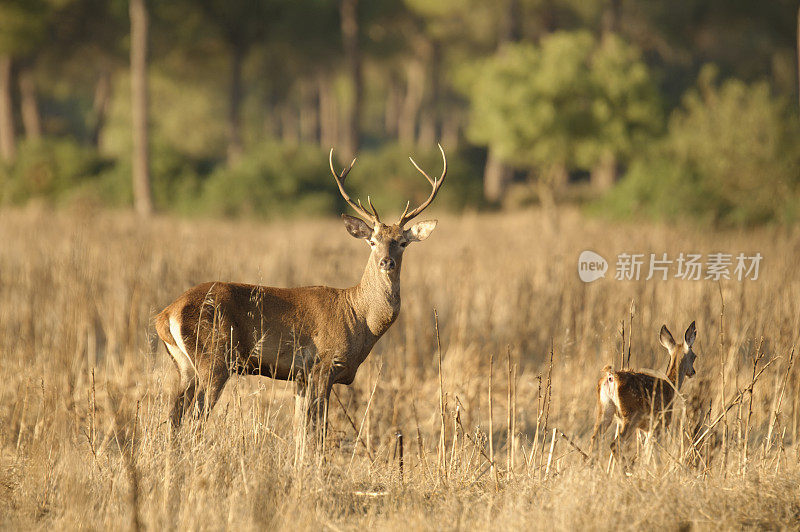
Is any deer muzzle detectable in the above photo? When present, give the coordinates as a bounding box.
[379,257,396,272]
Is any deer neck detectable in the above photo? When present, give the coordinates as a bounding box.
[666,349,681,388]
[351,254,401,336]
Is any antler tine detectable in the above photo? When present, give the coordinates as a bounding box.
[354,196,382,223]
[408,156,436,186]
[367,196,381,223]
[329,148,357,182]
[398,200,411,222]
[329,148,378,223]
[397,143,447,227]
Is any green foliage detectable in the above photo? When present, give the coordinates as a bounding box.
[0,139,110,204]
[599,66,800,226]
[103,71,227,161]
[0,138,483,220]
[197,142,335,219]
[2,0,798,226]
[344,143,483,218]
[595,151,712,223]
[467,31,661,171]
[0,0,47,55]
[92,143,210,211]
[196,142,483,220]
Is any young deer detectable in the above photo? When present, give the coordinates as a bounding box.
[155,146,447,437]
[589,322,698,457]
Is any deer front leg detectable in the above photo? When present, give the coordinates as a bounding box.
[291,375,333,463]
[610,413,640,470]
[292,349,337,463]
[307,363,337,450]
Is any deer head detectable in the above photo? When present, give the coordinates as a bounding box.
[659,321,698,388]
[330,145,446,279]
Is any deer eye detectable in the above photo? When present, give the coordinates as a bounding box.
[399,241,408,248]
[368,240,376,246]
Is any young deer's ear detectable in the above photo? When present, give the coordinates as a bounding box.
[342,214,372,239]
[684,321,697,348]
[659,325,677,350]
[405,219,437,242]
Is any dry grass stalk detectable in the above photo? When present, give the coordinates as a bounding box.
[488,351,499,490]
[0,208,798,529]
[434,309,446,480]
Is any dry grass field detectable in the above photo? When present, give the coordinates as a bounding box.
[1,205,799,530]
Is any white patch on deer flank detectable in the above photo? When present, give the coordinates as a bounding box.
[169,316,199,379]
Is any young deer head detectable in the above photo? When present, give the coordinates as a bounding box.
[332,145,445,281]
[659,321,698,389]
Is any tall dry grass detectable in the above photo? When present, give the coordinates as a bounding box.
[1,205,799,530]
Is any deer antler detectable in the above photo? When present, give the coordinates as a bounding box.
[329,149,381,224]
[397,144,447,227]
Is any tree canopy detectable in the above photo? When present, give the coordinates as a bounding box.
[0,0,796,225]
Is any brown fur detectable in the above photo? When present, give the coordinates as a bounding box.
[156,220,432,428]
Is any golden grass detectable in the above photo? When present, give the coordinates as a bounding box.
[1,205,799,530]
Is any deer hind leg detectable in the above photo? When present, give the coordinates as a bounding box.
[590,400,616,453]
[590,375,617,453]
[293,376,311,465]
[190,350,231,424]
[611,413,641,469]
[165,341,197,428]
[167,317,232,427]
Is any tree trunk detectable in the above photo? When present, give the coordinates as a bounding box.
[299,79,319,144]
[546,162,569,191]
[398,58,425,147]
[130,0,153,217]
[499,0,521,44]
[0,55,15,163]
[340,0,361,159]
[384,73,401,138]
[417,109,436,148]
[318,74,337,149]
[228,44,245,165]
[90,70,111,148]
[417,41,440,148]
[482,0,519,203]
[18,66,41,141]
[590,151,617,191]
[263,84,279,139]
[483,148,512,204]
[441,113,459,150]
[280,104,299,146]
[601,0,622,35]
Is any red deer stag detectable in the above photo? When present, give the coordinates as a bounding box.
[589,322,698,458]
[155,145,447,440]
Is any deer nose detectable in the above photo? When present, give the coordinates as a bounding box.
[379,257,396,272]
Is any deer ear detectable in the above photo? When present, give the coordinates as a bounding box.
[659,325,676,350]
[684,321,697,347]
[405,220,437,242]
[342,214,372,239]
